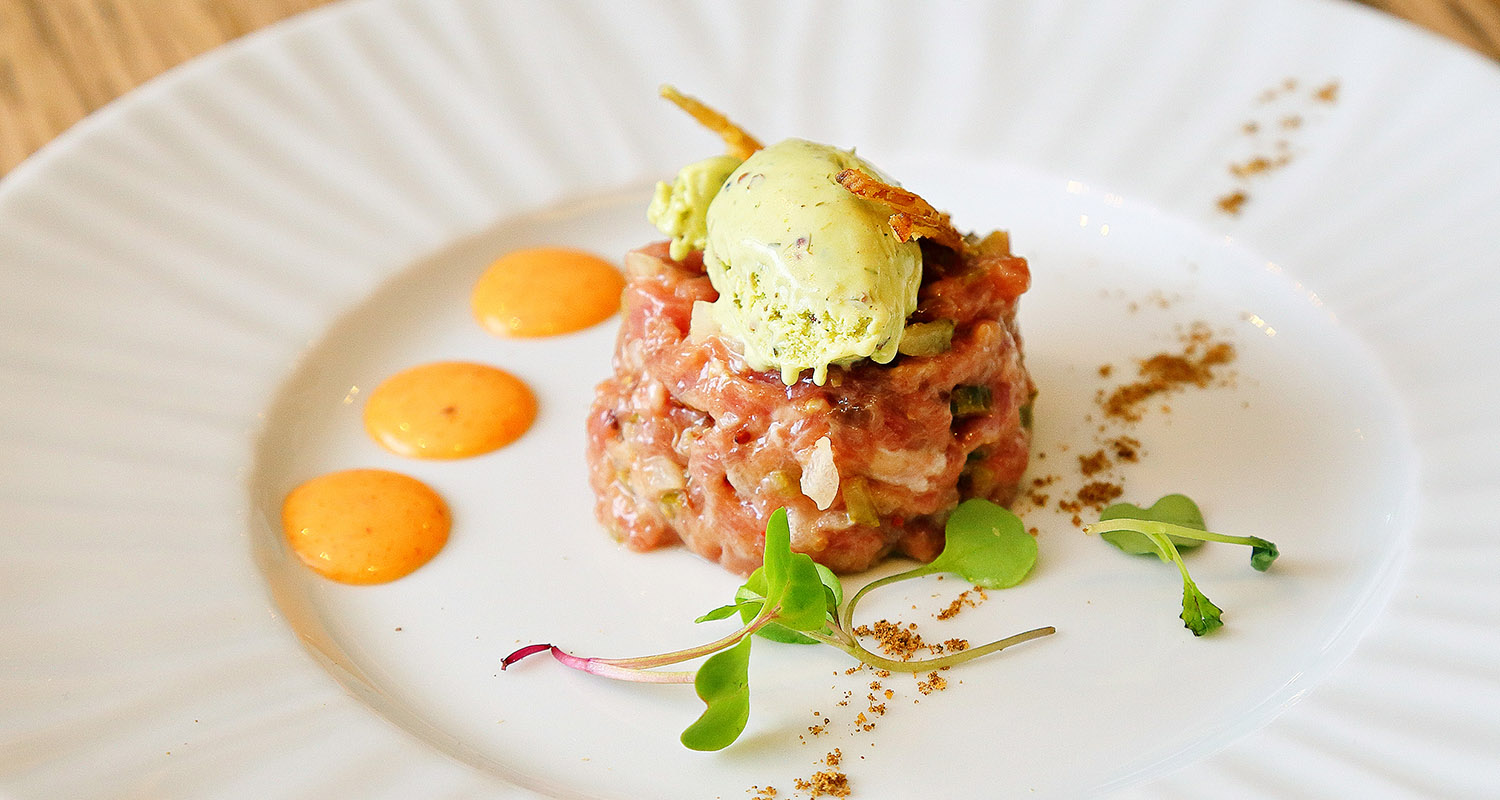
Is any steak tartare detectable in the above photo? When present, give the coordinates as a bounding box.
[586,234,1032,575]
[585,88,1033,575]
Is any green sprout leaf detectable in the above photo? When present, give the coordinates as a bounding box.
[759,508,795,605]
[816,562,844,609]
[733,562,842,644]
[1098,494,1206,551]
[1249,542,1279,572]
[842,499,1037,631]
[507,502,1054,753]
[930,498,1039,589]
[1115,525,1224,636]
[1086,493,1278,637]
[738,509,837,638]
[1093,495,1278,572]
[695,601,757,624]
[753,508,830,631]
[1180,578,1224,636]
[680,637,752,751]
[777,554,834,632]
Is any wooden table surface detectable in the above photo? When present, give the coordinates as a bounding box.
[2,0,1498,177]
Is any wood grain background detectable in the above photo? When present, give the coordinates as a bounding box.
[2,0,1498,177]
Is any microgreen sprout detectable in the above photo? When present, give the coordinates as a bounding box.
[502,503,1053,750]
[1083,494,1279,636]
[841,498,1039,630]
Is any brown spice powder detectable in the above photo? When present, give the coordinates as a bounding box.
[916,671,948,695]
[1109,436,1141,462]
[1078,450,1110,476]
[1076,481,1124,508]
[794,771,851,798]
[935,588,985,620]
[1229,156,1274,178]
[1021,473,1060,509]
[1219,77,1338,215]
[1217,191,1248,215]
[851,620,926,661]
[1100,334,1237,423]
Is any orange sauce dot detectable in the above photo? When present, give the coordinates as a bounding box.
[364,361,536,459]
[472,246,625,337]
[282,469,450,584]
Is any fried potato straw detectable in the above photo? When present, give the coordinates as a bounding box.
[658,85,763,160]
[834,167,967,252]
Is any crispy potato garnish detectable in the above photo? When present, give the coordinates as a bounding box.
[659,85,763,161]
[834,168,967,252]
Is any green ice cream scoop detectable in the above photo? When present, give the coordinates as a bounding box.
[647,154,741,261]
[702,138,922,385]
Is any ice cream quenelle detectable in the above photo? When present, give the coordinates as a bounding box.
[647,154,740,261]
[650,138,923,385]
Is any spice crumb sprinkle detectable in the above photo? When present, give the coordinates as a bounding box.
[916,671,948,695]
[935,587,984,620]
[793,770,851,798]
[1217,191,1248,215]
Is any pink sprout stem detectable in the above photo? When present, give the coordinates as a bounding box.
[501,609,779,683]
[548,646,696,684]
[502,644,695,684]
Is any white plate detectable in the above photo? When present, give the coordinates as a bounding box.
[3,1,1499,798]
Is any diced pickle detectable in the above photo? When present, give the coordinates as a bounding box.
[842,477,880,527]
[950,384,993,418]
[1018,385,1038,429]
[960,464,997,498]
[764,468,801,497]
[659,490,685,517]
[897,319,955,357]
[973,230,1012,257]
